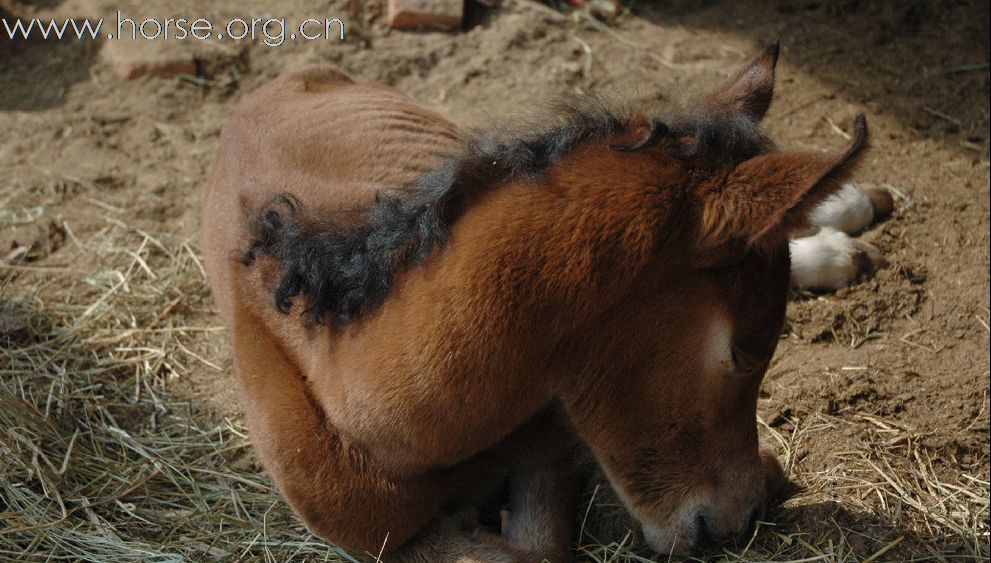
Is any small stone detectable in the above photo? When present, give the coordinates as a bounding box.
[561,61,582,74]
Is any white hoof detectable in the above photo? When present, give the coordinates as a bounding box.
[808,183,875,235]
[790,227,887,291]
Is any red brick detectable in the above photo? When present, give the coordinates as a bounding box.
[388,0,463,30]
[79,0,197,79]
[102,39,197,79]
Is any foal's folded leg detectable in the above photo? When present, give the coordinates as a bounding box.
[390,514,527,563]
[392,411,578,563]
[497,460,577,563]
[488,407,578,562]
[391,461,576,563]
[230,302,450,556]
[468,413,579,563]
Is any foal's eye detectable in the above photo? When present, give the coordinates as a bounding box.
[730,346,761,376]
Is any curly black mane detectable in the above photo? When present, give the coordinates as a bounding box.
[240,97,771,327]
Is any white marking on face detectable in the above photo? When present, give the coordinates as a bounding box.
[704,314,733,376]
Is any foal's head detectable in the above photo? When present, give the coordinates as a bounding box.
[545,43,866,554]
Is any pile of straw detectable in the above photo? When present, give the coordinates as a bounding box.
[1,224,348,561]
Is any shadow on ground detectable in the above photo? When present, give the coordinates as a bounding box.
[631,0,990,156]
[0,5,100,111]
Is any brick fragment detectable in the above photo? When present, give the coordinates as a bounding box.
[102,39,197,79]
[80,0,197,79]
[388,0,463,31]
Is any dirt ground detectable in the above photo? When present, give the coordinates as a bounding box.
[1,0,988,560]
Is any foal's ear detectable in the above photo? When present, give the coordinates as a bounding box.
[706,41,780,122]
[702,115,868,251]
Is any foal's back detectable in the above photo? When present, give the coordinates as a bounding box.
[202,66,462,321]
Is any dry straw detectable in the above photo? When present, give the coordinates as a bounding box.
[1,222,988,561]
[1,224,351,562]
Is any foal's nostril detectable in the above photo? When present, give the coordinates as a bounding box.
[696,514,712,546]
